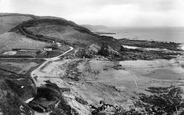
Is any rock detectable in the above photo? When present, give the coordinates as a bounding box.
[74,48,90,58]
[87,43,101,55]
[120,46,126,51]
[74,43,120,59]
[97,43,120,57]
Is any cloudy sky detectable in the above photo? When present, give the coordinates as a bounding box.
[0,0,184,27]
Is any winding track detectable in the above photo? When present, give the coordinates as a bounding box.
[12,20,76,114]
[10,20,74,86]
[31,46,73,86]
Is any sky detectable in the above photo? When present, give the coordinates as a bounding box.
[0,0,184,27]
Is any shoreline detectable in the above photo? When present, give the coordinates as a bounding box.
[94,32,116,35]
[118,38,181,51]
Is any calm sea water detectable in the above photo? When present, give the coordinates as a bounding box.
[101,27,184,43]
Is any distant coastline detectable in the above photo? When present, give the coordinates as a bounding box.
[91,27,184,43]
[94,32,116,35]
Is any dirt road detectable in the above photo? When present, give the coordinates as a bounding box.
[31,46,73,86]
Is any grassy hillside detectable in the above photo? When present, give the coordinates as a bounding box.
[0,32,50,54]
[0,13,36,35]
[10,17,121,50]
[0,13,121,55]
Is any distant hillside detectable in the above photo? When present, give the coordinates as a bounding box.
[81,24,109,31]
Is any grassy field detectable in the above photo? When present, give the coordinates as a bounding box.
[27,25,100,46]
[0,32,51,54]
[0,15,33,35]
[20,19,101,47]
[0,58,44,73]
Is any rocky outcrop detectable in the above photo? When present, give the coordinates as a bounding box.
[74,43,120,59]
[97,43,119,57]
[87,43,101,55]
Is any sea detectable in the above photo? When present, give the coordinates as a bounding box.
[100,27,184,43]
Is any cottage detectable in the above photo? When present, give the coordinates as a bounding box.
[44,48,53,51]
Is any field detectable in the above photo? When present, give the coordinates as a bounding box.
[0,32,51,54]
[26,24,99,45]
[0,14,33,34]
[0,58,44,75]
